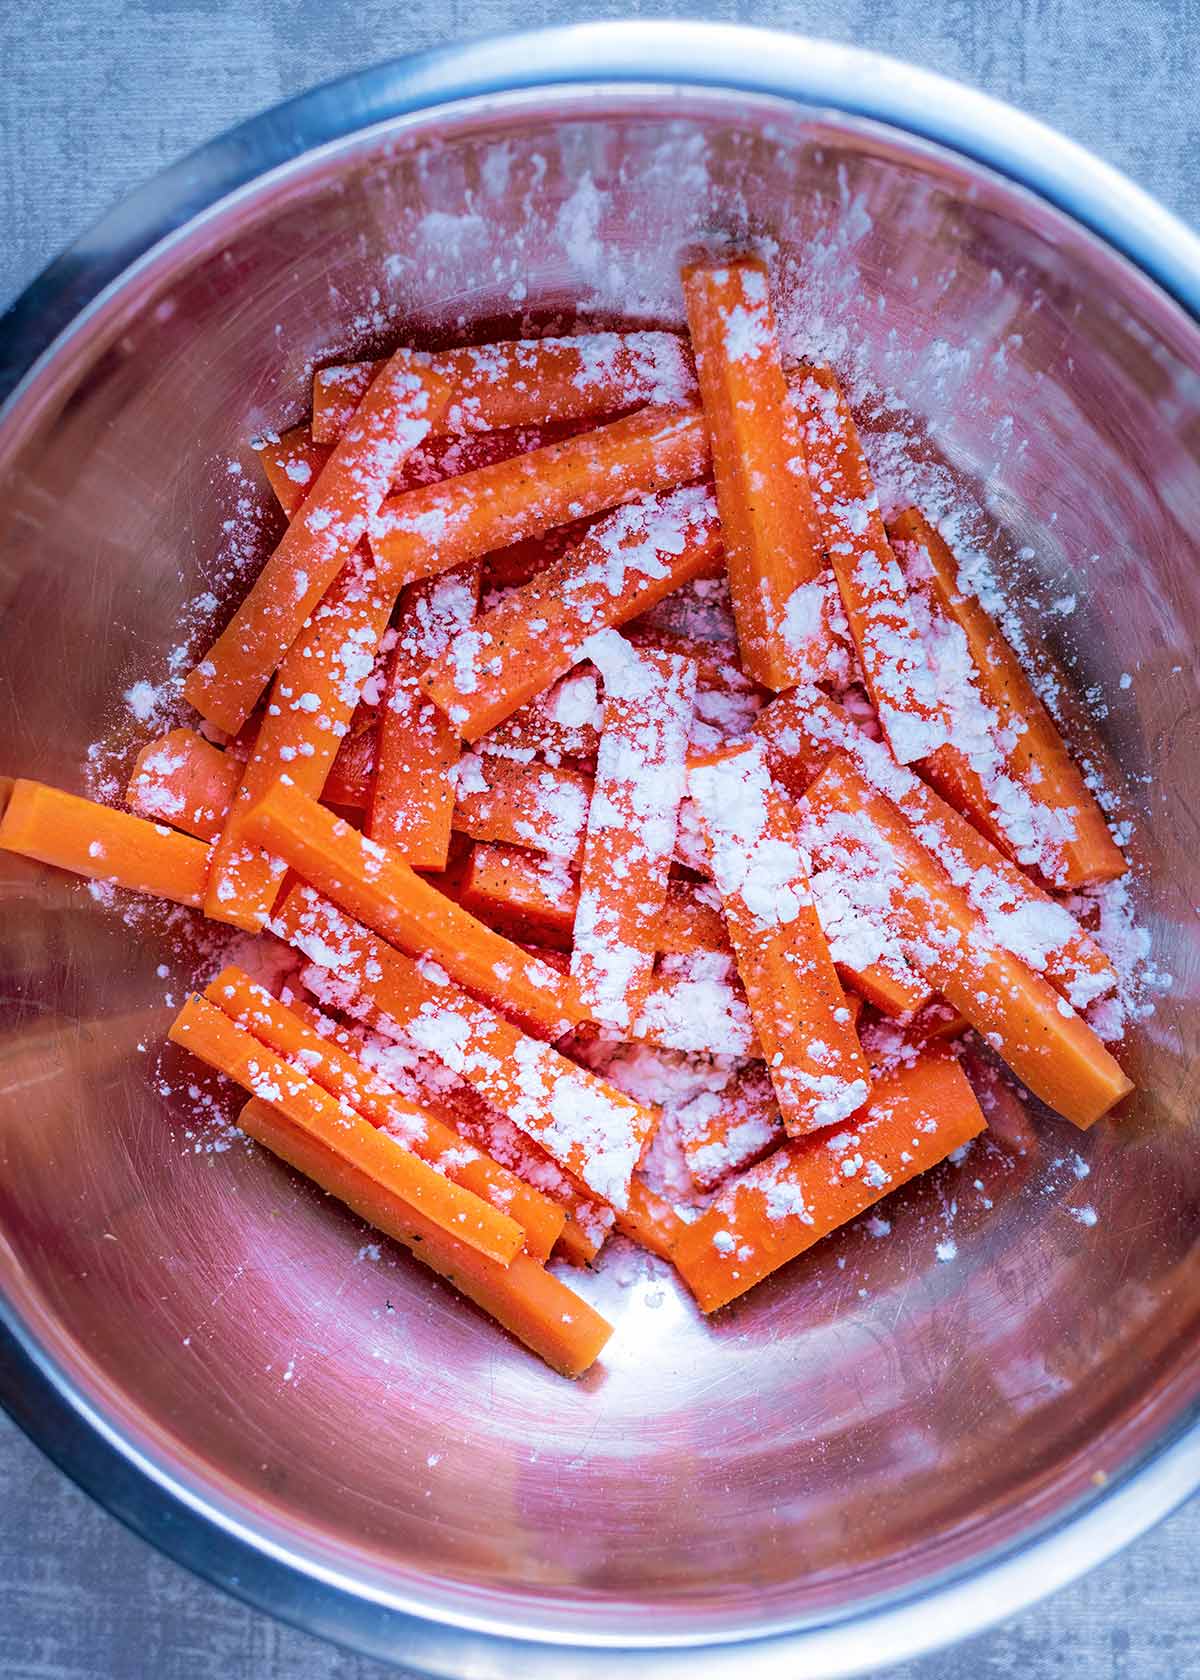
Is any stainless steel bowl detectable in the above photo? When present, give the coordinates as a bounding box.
[2,23,1199,1678]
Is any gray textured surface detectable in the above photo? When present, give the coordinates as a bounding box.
[2,1,1199,1676]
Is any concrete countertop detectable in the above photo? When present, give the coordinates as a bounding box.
[2,2,1197,1675]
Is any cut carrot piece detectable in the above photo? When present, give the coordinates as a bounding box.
[673,1049,986,1311]
[368,563,481,866]
[169,994,523,1266]
[460,842,578,950]
[0,779,209,908]
[458,839,728,959]
[207,967,564,1263]
[257,425,331,517]
[423,485,724,742]
[454,755,593,865]
[757,685,1117,1009]
[369,405,710,593]
[834,947,933,1019]
[792,367,946,763]
[677,1062,782,1191]
[274,887,657,1209]
[688,742,870,1136]
[184,351,434,734]
[477,668,602,767]
[126,728,240,842]
[204,543,392,931]
[798,754,1133,1128]
[614,1177,689,1262]
[287,991,606,1261]
[633,965,756,1057]
[554,1218,608,1267]
[310,331,697,444]
[571,634,697,1027]
[235,1097,610,1376]
[888,507,1127,890]
[324,708,378,808]
[243,779,583,1040]
[682,258,836,688]
[655,879,730,955]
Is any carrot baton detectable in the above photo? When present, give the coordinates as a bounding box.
[169,994,524,1267]
[274,887,658,1210]
[792,366,946,763]
[688,741,870,1136]
[311,330,697,444]
[682,257,843,688]
[673,1048,987,1312]
[757,685,1117,1008]
[477,668,602,767]
[570,633,697,1029]
[208,971,566,1263]
[235,1097,611,1377]
[677,1062,783,1191]
[203,543,393,930]
[888,506,1127,890]
[798,753,1133,1128]
[422,484,724,742]
[257,425,332,517]
[459,841,578,951]
[368,405,710,593]
[185,350,434,734]
[126,728,241,842]
[285,981,608,1263]
[368,563,482,866]
[242,779,584,1040]
[1,779,210,908]
[323,708,378,808]
[453,755,593,865]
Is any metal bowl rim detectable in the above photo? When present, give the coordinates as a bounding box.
[2,21,1199,1677]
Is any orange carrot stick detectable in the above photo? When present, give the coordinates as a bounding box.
[834,949,933,1018]
[367,563,481,866]
[368,405,710,592]
[688,742,870,1136]
[613,1177,689,1262]
[422,485,724,742]
[458,840,728,957]
[459,841,578,950]
[655,879,731,955]
[0,779,209,908]
[243,780,583,1039]
[792,366,946,763]
[633,965,757,1057]
[676,1062,782,1190]
[184,351,434,734]
[169,994,523,1266]
[283,991,606,1250]
[682,258,838,688]
[453,755,593,865]
[673,1048,986,1311]
[203,543,392,930]
[235,1097,611,1376]
[274,887,657,1209]
[208,969,565,1263]
[477,667,603,767]
[257,425,331,517]
[310,331,697,444]
[888,507,1127,890]
[757,685,1117,1009]
[126,728,240,843]
[798,754,1133,1128]
[323,707,378,808]
[571,634,697,1028]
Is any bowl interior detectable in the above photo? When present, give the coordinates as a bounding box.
[1,82,1199,1648]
